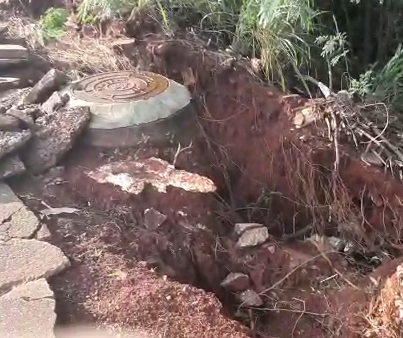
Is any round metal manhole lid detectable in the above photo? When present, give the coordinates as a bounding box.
[70,71,170,104]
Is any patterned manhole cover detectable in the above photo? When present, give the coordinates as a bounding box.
[70,71,170,104]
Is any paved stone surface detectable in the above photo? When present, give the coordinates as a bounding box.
[0,279,56,338]
[0,206,39,240]
[0,239,70,293]
[0,183,39,240]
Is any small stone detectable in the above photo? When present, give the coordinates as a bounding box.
[41,91,69,116]
[144,208,167,229]
[237,289,263,307]
[0,239,70,292]
[0,154,25,179]
[221,273,250,292]
[0,279,56,338]
[0,113,20,131]
[0,130,31,159]
[235,223,269,248]
[23,69,68,105]
[21,106,90,174]
[35,224,51,241]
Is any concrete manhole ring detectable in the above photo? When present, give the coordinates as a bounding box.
[63,70,196,148]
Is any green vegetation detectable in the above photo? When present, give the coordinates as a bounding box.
[37,7,68,43]
[53,0,403,111]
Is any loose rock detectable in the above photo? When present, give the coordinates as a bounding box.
[221,272,250,292]
[23,69,68,105]
[35,224,51,241]
[0,154,25,179]
[0,113,20,131]
[235,223,269,248]
[237,289,263,307]
[0,130,31,159]
[0,279,56,338]
[21,106,90,174]
[144,207,167,229]
[41,91,69,116]
[86,157,216,194]
[0,87,31,110]
[0,239,70,292]
[6,107,36,129]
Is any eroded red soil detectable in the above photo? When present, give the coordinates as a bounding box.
[4,6,403,338]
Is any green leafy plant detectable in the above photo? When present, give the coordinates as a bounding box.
[37,7,68,43]
[77,0,138,23]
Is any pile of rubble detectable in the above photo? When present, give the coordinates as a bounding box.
[0,65,90,179]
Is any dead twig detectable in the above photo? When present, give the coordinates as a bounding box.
[172,141,193,167]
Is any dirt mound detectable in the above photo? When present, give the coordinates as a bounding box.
[93,265,251,338]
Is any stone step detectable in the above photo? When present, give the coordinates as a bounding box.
[0,45,28,60]
[0,77,20,91]
[0,59,28,66]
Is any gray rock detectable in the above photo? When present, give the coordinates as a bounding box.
[22,106,90,174]
[6,107,36,129]
[237,289,263,307]
[0,239,70,293]
[0,88,31,110]
[144,208,167,230]
[23,69,68,105]
[0,114,20,131]
[0,279,56,338]
[0,130,31,159]
[235,223,269,248]
[0,154,25,179]
[35,224,51,241]
[0,206,40,240]
[221,273,250,292]
[0,183,21,223]
[41,91,69,116]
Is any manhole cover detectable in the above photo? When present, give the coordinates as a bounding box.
[63,70,195,148]
[70,71,170,104]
